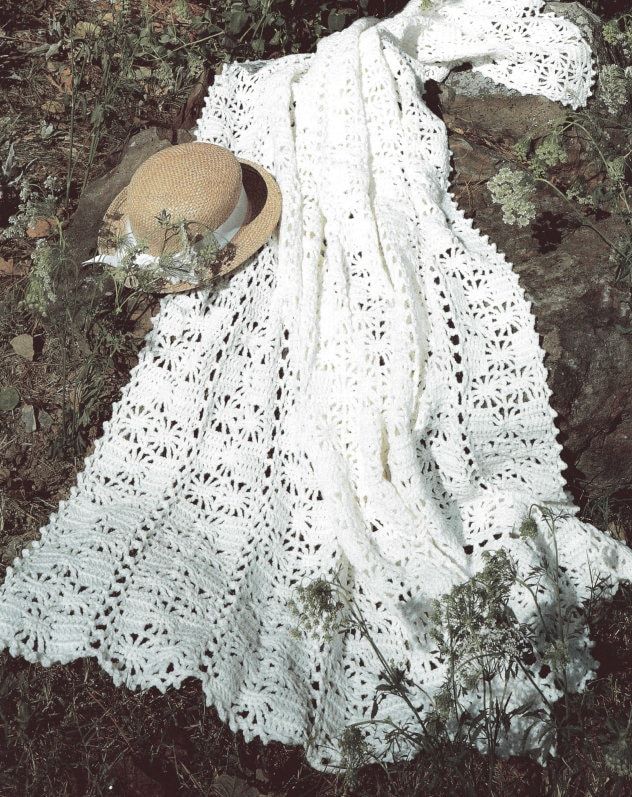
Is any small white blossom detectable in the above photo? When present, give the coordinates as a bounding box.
[598,64,630,116]
[487,166,537,227]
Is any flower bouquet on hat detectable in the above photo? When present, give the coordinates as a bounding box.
[83,141,282,294]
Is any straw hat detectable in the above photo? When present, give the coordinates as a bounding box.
[93,141,282,294]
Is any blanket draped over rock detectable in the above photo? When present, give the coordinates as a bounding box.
[1,0,631,772]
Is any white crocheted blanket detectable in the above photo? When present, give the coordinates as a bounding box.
[2,0,631,773]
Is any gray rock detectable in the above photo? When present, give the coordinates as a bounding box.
[448,122,632,498]
[21,404,36,433]
[440,8,630,498]
[444,70,520,99]
[0,386,20,411]
[440,87,568,140]
[38,409,54,431]
[441,3,606,116]
[448,136,500,183]
[518,247,632,499]
[10,333,34,361]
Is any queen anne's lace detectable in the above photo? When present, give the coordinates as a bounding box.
[0,0,629,773]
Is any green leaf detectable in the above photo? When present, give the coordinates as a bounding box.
[228,9,249,35]
[90,105,105,126]
[27,43,53,56]
[327,10,347,32]
[45,41,62,60]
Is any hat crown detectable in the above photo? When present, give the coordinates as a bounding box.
[125,142,243,255]
[97,139,283,294]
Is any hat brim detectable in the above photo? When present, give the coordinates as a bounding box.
[96,157,282,294]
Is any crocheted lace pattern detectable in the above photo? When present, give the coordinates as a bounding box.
[1,0,630,773]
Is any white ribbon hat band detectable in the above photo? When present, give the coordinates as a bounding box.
[82,175,250,274]
[123,183,250,254]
